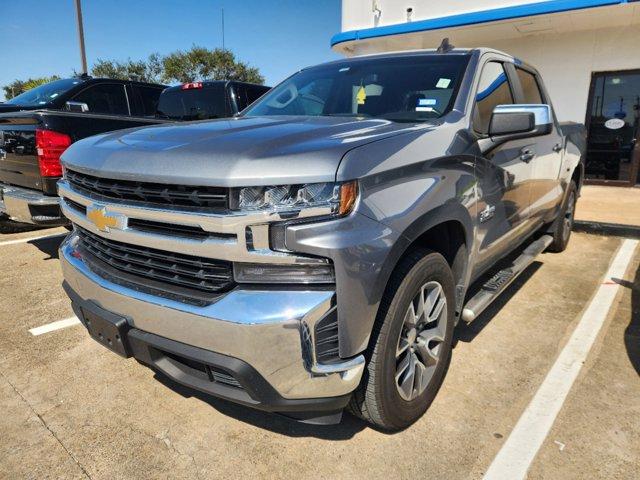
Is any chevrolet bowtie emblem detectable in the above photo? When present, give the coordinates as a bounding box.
[86,205,126,232]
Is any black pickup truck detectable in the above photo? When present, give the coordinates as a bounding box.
[156,80,270,121]
[0,77,166,227]
[0,78,269,228]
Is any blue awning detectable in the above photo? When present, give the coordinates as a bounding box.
[331,0,631,47]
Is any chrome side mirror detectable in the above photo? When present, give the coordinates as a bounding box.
[489,104,552,138]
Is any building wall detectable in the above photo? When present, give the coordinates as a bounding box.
[487,25,640,122]
[338,1,640,123]
[342,0,556,30]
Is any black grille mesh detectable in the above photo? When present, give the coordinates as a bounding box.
[77,227,234,297]
[66,169,228,210]
[314,308,340,363]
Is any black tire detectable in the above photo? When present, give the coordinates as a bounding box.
[547,180,577,253]
[348,248,455,431]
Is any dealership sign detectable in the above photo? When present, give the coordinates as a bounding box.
[605,118,625,130]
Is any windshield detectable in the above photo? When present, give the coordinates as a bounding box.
[243,54,470,122]
[6,78,82,106]
[156,85,228,121]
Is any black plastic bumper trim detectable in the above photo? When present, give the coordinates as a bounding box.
[63,281,351,415]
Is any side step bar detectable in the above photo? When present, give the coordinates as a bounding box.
[461,234,553,322]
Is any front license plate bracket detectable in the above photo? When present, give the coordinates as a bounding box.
[81,307,132,357]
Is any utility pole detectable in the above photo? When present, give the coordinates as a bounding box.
[74,0,88,74]
[221,8,225,51]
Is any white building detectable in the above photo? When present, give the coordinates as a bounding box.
[332,0,640,186]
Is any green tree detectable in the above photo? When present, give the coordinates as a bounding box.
[162,46,264,84]
[2,75,61,100]
[1,46,263,101]
[91,53,163,83]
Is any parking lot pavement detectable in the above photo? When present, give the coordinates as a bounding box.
[0,231,638,479]
[0,225,68,246]
[527,246,640,480]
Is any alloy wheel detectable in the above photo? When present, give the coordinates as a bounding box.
[395,281,448,401]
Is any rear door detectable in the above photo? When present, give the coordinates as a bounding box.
[514,67,564,224]
[473,60,536,276]
[69,83,130,116]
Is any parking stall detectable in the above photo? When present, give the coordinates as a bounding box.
[1,226,638,479]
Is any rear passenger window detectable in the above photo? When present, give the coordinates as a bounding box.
[246,86,268,104]
[234,85,269,111]
[136,86,163,116]
[233,85,250,111]
[516,68,544,104]
[72,84,129,115]
[474,62,514,134]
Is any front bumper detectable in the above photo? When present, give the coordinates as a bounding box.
[0,183,67,226]
[60,233,365,415]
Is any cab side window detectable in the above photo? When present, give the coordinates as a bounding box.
[516,68,543,104]
[71,83,129,115]
[233,85,250,111]
[474,62,514,135]
[246,85,269,104]
[135,85,163,116]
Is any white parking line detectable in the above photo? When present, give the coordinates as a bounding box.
[483,238,638,480]
[0,232,67,247]
[29,316,81,336]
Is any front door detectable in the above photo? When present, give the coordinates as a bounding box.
[585,70,640,186]
[473,61,536,277]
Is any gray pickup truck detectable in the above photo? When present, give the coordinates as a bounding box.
[57,48,583,430]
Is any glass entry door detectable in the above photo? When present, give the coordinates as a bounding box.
[585,70,640,185]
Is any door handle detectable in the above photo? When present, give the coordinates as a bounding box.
[520,149,535,162]
[552,143,563,153]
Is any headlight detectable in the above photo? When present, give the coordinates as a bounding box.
[232,181,358,216]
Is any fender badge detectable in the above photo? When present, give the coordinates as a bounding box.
[479,204,496,223]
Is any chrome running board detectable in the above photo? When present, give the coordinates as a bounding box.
[461,235,553,322]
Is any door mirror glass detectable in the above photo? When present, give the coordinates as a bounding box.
[65,101,89,113]
[489,104,552,138]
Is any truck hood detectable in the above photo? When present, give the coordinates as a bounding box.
[61,115,425,187]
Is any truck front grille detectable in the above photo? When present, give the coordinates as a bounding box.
[66,169,229,210]
[77,227,235,304]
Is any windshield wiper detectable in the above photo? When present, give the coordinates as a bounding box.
[321,113,372,118]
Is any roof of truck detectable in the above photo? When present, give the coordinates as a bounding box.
[323,47,513,63]
[162,80,270,92]
[299,47,538,75]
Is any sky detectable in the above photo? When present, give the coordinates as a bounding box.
[0,0,342,100]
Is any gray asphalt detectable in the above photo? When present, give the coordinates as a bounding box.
[0,228,638,479]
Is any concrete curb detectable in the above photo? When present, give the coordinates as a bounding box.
[573,220,640,239]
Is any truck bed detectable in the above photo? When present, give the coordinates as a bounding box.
[0,110,166,195]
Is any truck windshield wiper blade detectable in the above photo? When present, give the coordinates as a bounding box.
[321,113,372,118]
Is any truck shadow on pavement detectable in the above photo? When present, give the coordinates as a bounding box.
[28,235,66,260]
[454,262,543,344]
[152,373,368,439]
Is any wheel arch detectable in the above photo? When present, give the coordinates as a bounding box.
[372,204,474,329]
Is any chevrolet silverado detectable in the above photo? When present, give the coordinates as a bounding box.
[57,48,584,430]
